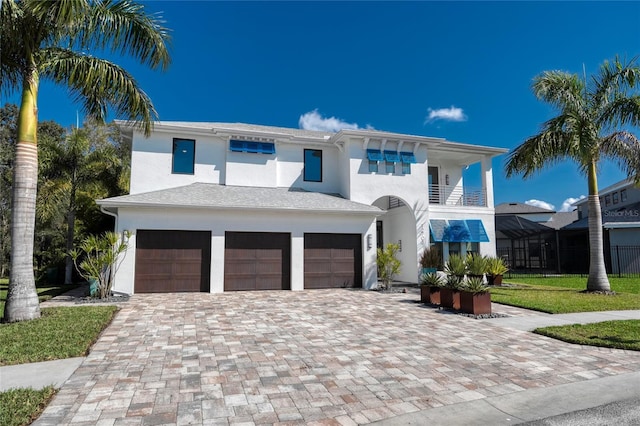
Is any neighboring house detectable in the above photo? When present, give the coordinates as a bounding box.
[565,179,640,275]
[98,122,506,294]
[495,202,577,272]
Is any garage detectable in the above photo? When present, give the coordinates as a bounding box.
[135,230,211,293]
[224,232,291,291]
[304,233,362,289]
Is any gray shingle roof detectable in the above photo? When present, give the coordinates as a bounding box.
[540,211,579,230]
[98,183,383,215]
[495,202,555,214]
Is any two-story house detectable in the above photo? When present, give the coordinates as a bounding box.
[97,122,506,294]
[564,179,640,275]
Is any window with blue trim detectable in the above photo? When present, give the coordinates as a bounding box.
[401,162,411,174]
[172,138,195,174]
[366,149,382,173]
[384,151,399,174]
[230,139,275,154]
[304,149,322,182]
[400,151,415,174]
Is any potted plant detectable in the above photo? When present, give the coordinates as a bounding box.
[419,247,441,276]
[420,272,443,304]
[460,276,491,315]
[486,256,509,286]
[72,231,129,299]
[440,274,463,310]
[377,243,401,290]
[444,253,467,282]
[465,253,488,281]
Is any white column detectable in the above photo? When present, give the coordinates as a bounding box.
[363,221,378,289]
[210,233,225,293]
[291,232,304,291]
[481,155,495,208]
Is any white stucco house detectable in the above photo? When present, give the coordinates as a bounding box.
[98,121,507,294]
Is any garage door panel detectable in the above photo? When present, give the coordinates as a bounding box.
[135,231,211,293]
[304,234,362,289]
[224,232,290,291]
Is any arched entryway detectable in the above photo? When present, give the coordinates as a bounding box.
[372,195,419,283]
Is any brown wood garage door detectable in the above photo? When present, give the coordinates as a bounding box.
[304,233,362,289]
[135,230,211,293]
[224,232,291,291]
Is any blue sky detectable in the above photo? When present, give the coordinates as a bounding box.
[9,1,640,211]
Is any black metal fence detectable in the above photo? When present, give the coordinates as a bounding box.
[498,245,640,278]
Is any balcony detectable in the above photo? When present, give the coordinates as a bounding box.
[429,184,487,207]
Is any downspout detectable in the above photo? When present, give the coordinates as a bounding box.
[100,206,118,233]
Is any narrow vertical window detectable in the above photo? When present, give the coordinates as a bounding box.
[304,149,322,182]
[401,162,411,174]
[385,161,395,174]
[172,139,195,174]
[369,160,378,173]
[621,189,627,202]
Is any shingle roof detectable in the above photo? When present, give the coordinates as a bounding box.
[155,121,334,140]
[540,211,579,230]
[495,202,555,214]
[98,183,383,215]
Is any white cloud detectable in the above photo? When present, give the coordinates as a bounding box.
[559,195,586,212]
[525,199,555,211]
[425,106,467,123]
[299,109,363,132]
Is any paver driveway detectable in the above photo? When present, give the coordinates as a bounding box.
[36,289,640,425]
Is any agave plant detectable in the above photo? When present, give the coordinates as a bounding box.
[466,253,488,276]
[421,272,444,287]
[444,254,467,277]
[486,257,509,276]
[464,276,489,294]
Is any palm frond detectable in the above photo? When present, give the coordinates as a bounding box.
[505,129,579,179]
[80,0,171,71]
[592,56,640,108]
[600,131,640,185]
[40,48,158,136]
[598,95,640,130]
[532,70,586,112]
[0,0,27,96]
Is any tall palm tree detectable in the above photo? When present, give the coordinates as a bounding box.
[1,0,170,322]
[506,57,640,292]
[39,126,123,285]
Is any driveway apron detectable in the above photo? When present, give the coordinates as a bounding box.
[35,290,640,425]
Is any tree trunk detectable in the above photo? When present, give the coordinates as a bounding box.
[64,180,76,285]
[4,74,41,322]
[586,163,610,292]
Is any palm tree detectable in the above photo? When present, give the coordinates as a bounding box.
[506,57,640,292]
[39,126,124,285]
[1,0,170,322]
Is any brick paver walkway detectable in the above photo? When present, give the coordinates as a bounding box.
[35,290,640,425]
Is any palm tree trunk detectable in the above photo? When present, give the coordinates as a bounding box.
[586,162,611,292]
[4,74,41,322]
[64,178,77,285]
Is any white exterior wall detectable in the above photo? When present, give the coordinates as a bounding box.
[226,151,278,187]
[275,143,342,193]
[130,130,225,194]
[113,207,377,294]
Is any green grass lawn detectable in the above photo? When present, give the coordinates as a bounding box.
[0,386,57,426]
[535,320,640,351]
[0,305,118,366]
[492,276,640,314]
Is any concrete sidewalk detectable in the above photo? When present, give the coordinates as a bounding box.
[484,309,640,331]
[0,357,84,392]
[370,371,640,425]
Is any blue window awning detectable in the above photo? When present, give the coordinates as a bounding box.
[366,149,383,161]
[230,139,275,154]
[400,152,416,164]
[429,219,489,242]
[384,150,400,162]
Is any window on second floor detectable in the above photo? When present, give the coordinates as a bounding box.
[621,189,628,202]
[384,151,399,174]
[366,149,383,173]
[612,191,619,204]
[400,152,416,175]
[172,138,195,174]
[304,149,322,182]
[605,195,611,206]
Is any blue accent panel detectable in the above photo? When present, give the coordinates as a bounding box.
[230,139,275,154]
[429,219,490,243]
[172,139,195,174]
[366,149,383,161]
[384,150,400,162]
[429,219,448,242]
[443,220,472,242]
[466,219,490,242]
[400,152,416,163]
